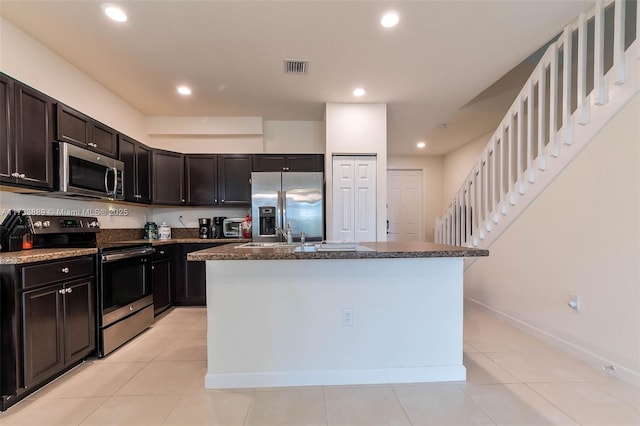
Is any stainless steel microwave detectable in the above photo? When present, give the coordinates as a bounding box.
[49,142,124,200]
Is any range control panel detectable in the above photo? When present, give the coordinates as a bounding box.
[27,215,100,234]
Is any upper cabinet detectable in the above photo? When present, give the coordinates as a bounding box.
[184,154,252,206]
[218,154,252,206]
[56,103,118,158]
[119,134,151,204]
[152,149,185,205]
[185,155,218,205]
[0,74,54,190]
[253,154,324,172]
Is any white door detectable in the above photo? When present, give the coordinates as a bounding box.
[387,169,423,241]
[331,156,377,242]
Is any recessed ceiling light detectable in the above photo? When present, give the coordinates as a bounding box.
[417,141,426,149]
[102,4,127,22]
[353,88,366,97]
[381,12,399,28]
[177,86,192,96]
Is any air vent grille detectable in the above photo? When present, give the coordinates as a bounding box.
[284,59,309,74]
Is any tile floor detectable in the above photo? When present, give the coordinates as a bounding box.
[0,306,638,425]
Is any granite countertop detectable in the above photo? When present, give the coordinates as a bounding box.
[0,239,249,265]
[0,248,98,265]
[187,241,489,261]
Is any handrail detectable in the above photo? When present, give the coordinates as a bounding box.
[436,0,639,252]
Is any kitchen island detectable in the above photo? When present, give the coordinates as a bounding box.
[188,241,488,389]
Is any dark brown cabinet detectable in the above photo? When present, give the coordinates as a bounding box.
[253,154,323,172]
[56,103,118,158]
[218,155,252,206]
[152,245,174,315]
[0,74,54,190]
[119,134,151,204]
[0,256,95,409]
[185,155,218,205]
[23,277,94,388]
[184,154,251,206]
[175,243,221,305]
[152,149,185,205]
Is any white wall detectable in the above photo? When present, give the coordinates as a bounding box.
[387,155,444,242]
[442,132,491,212]
[0,18,149,144]
[263,121,324,153]
[325,103,387,241]
[464,93,640,384]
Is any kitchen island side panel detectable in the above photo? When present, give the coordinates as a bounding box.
[204,257,464,388]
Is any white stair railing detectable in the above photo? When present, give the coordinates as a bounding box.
[436,0,639,255]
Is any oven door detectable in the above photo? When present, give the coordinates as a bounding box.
[99,247,154,327]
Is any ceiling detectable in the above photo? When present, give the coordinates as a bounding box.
[0,0,593,156]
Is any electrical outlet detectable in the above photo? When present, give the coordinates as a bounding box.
[568,294,580,311]
[342,308,353,326]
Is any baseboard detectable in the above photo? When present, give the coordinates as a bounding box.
[205,365,466,389]
[465,297,640,388]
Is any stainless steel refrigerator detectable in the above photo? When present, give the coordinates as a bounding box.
[251,172,324,242]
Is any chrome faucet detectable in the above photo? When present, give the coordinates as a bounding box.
[275,226,288,241]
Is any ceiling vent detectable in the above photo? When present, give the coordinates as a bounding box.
[284,59,309,74]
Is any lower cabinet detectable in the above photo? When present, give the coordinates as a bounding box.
[152,245,175,316]
[175,243,221,306]
[0,256,95,410]
[23,278,94,388]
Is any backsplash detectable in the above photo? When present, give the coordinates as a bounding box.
[1,191,250,231]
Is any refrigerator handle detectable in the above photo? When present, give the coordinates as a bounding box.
[276,190,283,230]
[282,190,287,228]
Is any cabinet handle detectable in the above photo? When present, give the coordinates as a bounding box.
[66,288,73,294]
[61,267,70,273]
[11,172,19,178]
[88,142,97,148]
[159,250,165,255]
[221,199,225,203]
[151,265,155,270]
[58,289,65,295]
[18,173,26,179]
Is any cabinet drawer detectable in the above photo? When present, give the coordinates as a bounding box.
[21,257,94,289]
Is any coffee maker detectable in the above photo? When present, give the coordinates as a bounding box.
[213,217,225,239]
[198,218,212,239]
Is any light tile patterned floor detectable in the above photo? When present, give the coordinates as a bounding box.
[0,306,638,425]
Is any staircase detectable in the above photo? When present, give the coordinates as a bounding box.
[435,0,639,257]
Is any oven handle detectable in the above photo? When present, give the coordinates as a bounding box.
[101,247,155,263]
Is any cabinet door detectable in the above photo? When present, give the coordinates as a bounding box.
[14,83,53,189]
[252,155,286,172]
[152,259,172,315]
[0,74,13,182]
[91,122,117,158]
[118,135,137,202]
[56,103,90,147]
[22,285,64,388]
[152,150,185,205]
[185,155,218,205]
[175,244,218,305]
[63,278,95,364]
[287,155,324,172]
[218,155,252,206]
[136,143,152,203]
